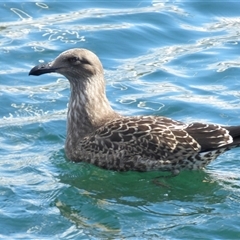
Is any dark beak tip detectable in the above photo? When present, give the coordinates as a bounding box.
[28,66,40,76]
[28,68,36,76]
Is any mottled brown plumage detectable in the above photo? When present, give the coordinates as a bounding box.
[29,48,240,175]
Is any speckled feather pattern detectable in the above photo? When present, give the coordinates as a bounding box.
[70,116,238,173]
[29,48,240,174]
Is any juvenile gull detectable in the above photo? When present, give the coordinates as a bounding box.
[29,48,240,175]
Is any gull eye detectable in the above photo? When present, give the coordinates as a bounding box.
[68,57,89,65]
[69,57,80,63]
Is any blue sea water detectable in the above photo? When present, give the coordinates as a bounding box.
[1,1,240,239]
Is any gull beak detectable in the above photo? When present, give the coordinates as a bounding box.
[29,62,58,76]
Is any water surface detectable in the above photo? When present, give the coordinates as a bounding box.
[1,1,240,239]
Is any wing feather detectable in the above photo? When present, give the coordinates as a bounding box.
[85,116,201,162]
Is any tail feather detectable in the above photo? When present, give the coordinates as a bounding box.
[185,124,240,152]
[224,126,240,148]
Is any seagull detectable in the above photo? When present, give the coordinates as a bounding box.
[29,48,240,175]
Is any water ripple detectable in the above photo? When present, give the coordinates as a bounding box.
[1,2,240,239]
